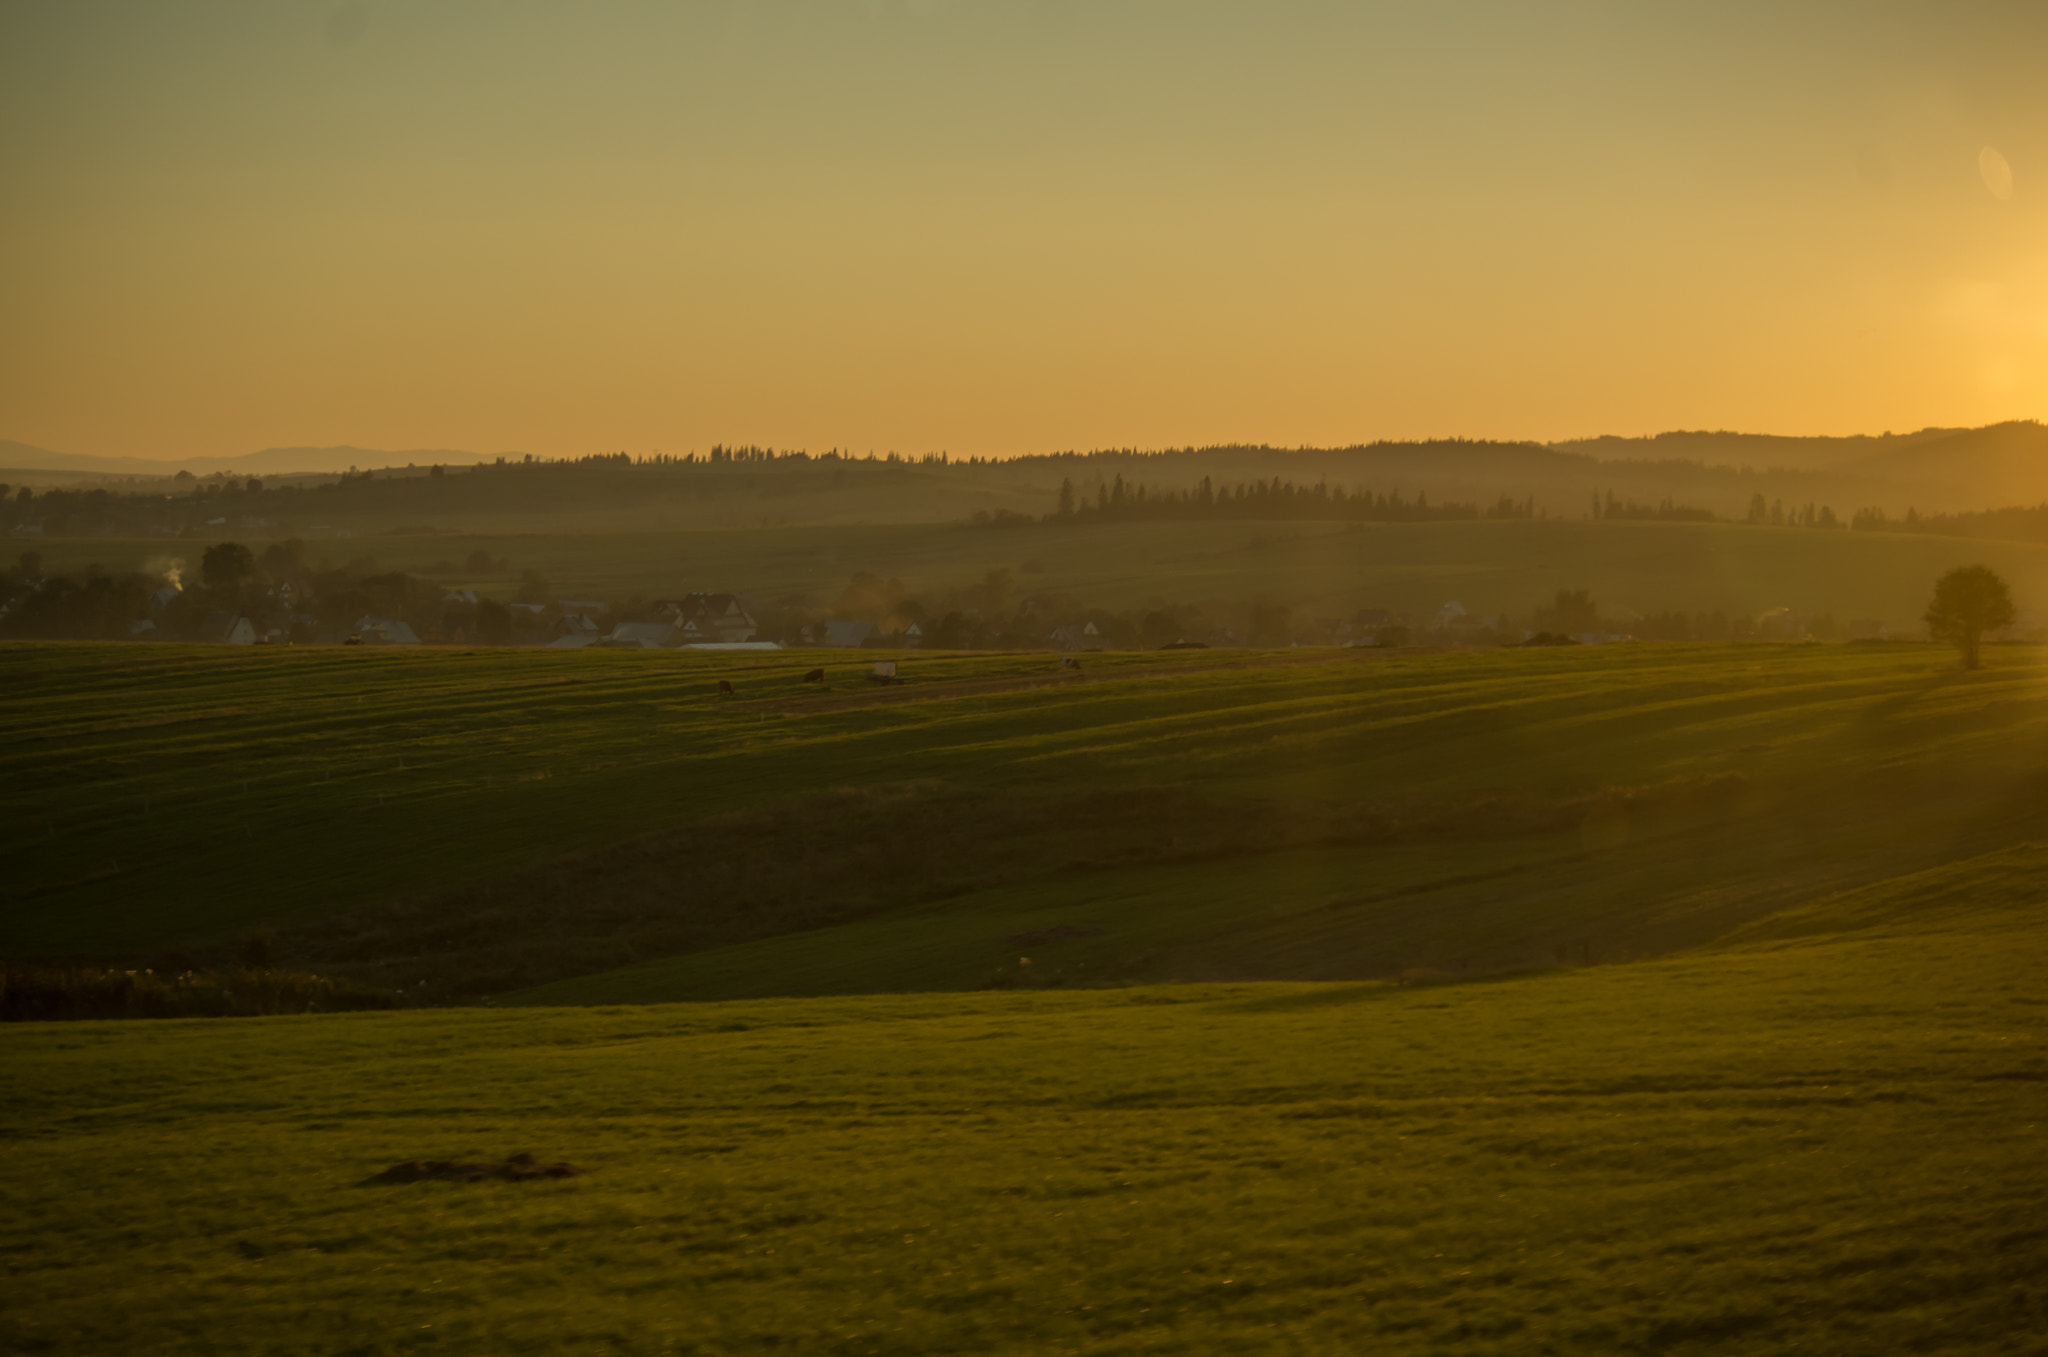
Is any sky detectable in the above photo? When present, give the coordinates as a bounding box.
[4,0,2048,461]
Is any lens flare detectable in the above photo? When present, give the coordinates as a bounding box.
[1979,146,2014,201]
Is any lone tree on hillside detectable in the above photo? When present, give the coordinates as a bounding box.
[1924,565,2015,668]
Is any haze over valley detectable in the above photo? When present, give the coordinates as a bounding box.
[6,3,2048,1354]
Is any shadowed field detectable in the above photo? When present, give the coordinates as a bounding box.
[8,639,2048,1004]
[3,872,2043,1355]
[6,639,2047,1353]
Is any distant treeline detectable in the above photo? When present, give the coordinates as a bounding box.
[984,479,1731,527]
[0,439,1623,538]
[9,439,2048,543]
[1848,503,2048,543]
[1591,491,1716,523]
[1738,494,2048,544]
[0,448,1008,538]
[1023,475,1539,525]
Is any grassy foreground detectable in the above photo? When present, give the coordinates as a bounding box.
[6,639,2048,1352]
[5,872,2044,1355]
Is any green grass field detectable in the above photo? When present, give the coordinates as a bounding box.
[7,638,2048,1353]
[28,517,2048,624]
[10,638,2048,995]
[4,638,2048,978]
[5,870,2043,1354]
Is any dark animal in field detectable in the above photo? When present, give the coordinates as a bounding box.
[803,668,825,683]
[364,1153,585,1186]
[717,680,734,694]
[1060,656,1081,671]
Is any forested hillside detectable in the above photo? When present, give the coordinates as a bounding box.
[11,425,2048,540]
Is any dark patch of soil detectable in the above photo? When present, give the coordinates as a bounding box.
[364,1152,585,1185]
[1007,924,1106,946]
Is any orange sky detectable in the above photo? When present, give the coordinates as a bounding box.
[3,2,2047,461]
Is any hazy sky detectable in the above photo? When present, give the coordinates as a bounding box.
[4,1,2047,460]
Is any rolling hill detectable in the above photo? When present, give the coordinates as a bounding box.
[8,638,2048,1006]
[6,637,2047,1353]
[10,421,2048,530]
[1554,420,2048,507]
[4,799,2042,1354]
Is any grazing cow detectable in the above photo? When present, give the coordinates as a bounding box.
[717,679,734,695]
[803,668,825,683]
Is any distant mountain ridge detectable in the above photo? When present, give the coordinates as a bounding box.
[1549,421,2048,507]
[5,419,2046,511]
[0,442,498,477]
[1547,427,1968,472]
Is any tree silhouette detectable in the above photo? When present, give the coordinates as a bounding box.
[513,569,550,604]
[1924,565,2014,668]
[475,598,513,645]
[1536,588,1600,635]
[201,542,254,594]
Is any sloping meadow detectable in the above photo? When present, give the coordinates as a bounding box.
[3,887,2043,1354]
[5,639,2047,1351]
[8,639,2048,1003]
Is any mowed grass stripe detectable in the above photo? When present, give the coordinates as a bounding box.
[5,641,2044,958]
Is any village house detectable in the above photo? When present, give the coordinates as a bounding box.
[654,593,758,642]
[808,620,876,647]
[198,611,257,645]
[352,616,421,645]
[595,620,679,649]
[675,616,722,645]
[1754,607,1807,640]
[549,613,600,642]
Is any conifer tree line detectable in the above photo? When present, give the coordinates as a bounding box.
[13,437,2048,544]
[1025,475,1537,525]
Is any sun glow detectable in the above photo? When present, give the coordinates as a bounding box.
[1,3,2045,458]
